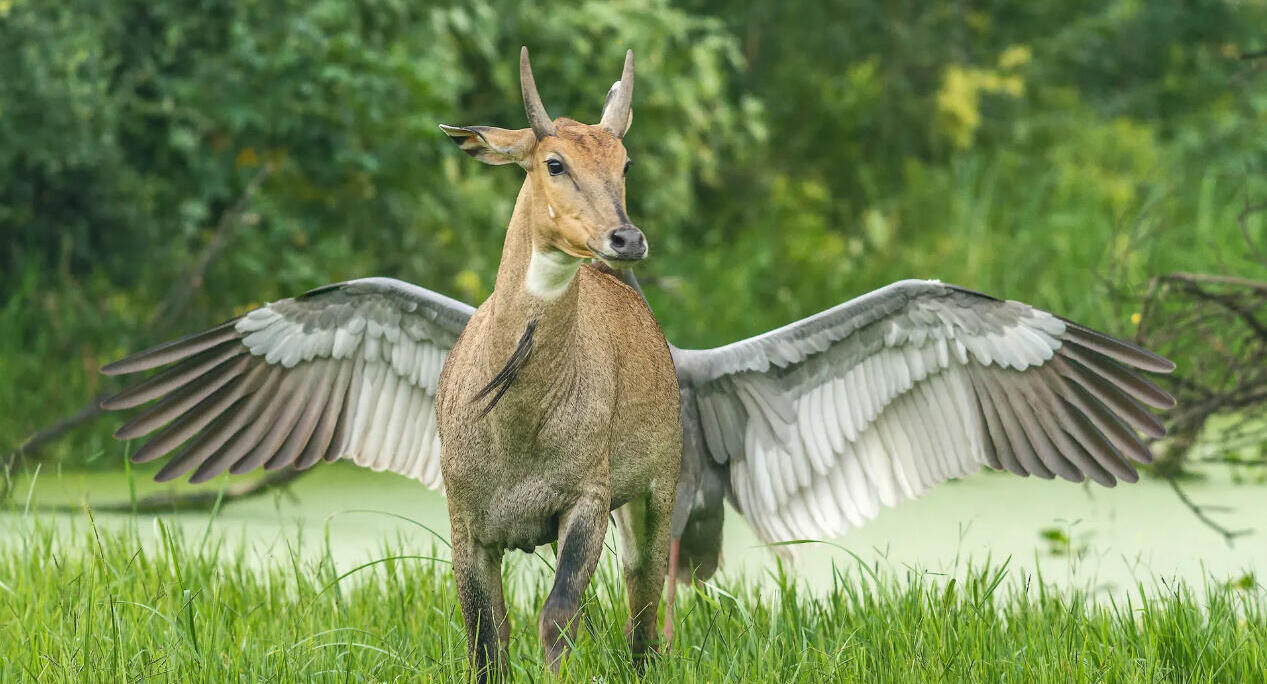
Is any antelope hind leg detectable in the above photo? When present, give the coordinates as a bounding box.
[452,528,509,682]
[540,492,609,672]
[616,490,672,669]
[663,537,680,645]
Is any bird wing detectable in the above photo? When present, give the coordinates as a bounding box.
[100,277,474,488]
[671,279,1175,544]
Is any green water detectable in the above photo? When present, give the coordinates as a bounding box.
[3,462,1265,597]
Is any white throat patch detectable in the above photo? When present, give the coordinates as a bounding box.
[525,248,581,300]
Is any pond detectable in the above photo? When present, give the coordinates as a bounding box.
[3,462,1264,598]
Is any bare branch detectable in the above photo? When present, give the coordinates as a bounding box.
[1100,185,1267,541]
[28,468,306,515]
[1,394,112,502]
[1235,198,1267,267]
[1154,272,1267,292]
[150,166,271,325]
[1165,476,1252,546]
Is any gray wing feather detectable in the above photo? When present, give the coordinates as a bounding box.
[102,277,474,487]
[673,279,1175,544]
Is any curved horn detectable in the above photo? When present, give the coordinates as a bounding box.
[520,46,555,139]
[600,50,635,138]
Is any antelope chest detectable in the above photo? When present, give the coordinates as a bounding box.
[438,334,620,551]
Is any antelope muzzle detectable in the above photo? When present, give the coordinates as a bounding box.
[592,225,647,262]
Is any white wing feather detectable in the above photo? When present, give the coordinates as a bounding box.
[674,280,1174,544]
[101,278,473,487]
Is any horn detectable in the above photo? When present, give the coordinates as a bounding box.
[600,50,634,138]
[520,46,555,139]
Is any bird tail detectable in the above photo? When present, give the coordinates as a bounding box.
[675,464,726,584]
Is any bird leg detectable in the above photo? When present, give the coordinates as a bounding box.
[663,537,680,646]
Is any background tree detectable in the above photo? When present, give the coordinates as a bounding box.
[1,0,1264,480]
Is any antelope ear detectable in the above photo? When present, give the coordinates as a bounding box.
[600,81,633,137]
[440,125,535,167]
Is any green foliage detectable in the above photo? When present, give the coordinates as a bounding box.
[0,0,749,461]
[2,0,1265,466]
[2,518,1266,681]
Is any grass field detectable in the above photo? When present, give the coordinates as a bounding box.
[2,514,1265,682]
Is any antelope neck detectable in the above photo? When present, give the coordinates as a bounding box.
[486,178,584,371]
[525,249,581,300]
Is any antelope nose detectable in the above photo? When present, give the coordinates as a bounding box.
[606,226,647,260]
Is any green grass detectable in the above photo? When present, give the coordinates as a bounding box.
[2,515,1265,682]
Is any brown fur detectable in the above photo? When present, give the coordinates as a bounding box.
[437,116,681,680]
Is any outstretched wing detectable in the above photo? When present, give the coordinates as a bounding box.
[672,279,1175,544]
[101,277,474,488]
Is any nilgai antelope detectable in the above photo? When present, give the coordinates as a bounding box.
[433,48,680,676]
[98,45,1176,673]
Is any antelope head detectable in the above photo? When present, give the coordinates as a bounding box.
[441,47,644,289]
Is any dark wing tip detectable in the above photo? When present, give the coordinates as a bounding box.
[1062,321,1175,374]
[100,359,132,376]
[99,394,127,411]
[113,423,144,441]
[100,319,242,376]
[153,463,185,483]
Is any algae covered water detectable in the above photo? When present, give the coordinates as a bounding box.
[5,461,1265,597]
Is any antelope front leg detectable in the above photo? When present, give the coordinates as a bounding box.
[540,492,609,672]
[452,528,509,682]
[616,491,672,669]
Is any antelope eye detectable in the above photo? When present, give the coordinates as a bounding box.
[623,159,633,175]
[545,159,566,176]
